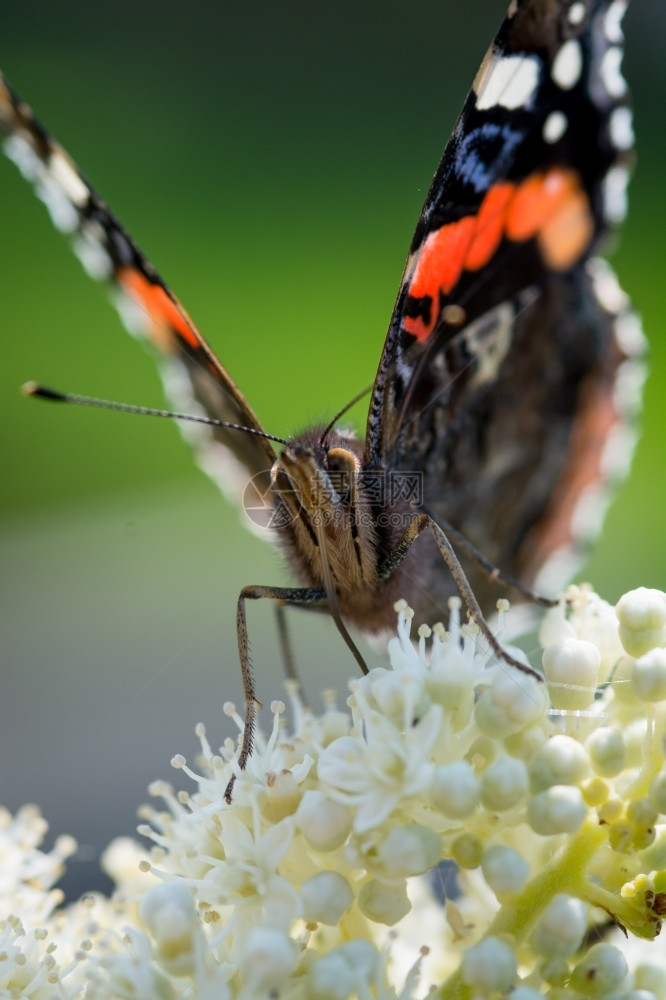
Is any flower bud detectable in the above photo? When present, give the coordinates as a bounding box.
[301,871,353,925]
[627,797,658,829]
[634,961,666,997]
[482,845,529,895]
[539,602,574,647]
[529,735,588,790]
[531,894,587,957]
[504,725,546,761]
[581,777,609,806]
[480,756,529,811]
[305,953,354,1000]
[528,785,586,835]
[451,833,483,868]
[139,882,197,976]
[475,669,547,737]
[370,668,429,721]
[428,644,478,725]
[540,957,571,986]
[376,824,441,878]
[102,837,153,893]
[632,648,666,702]
[430,761,480,818]
[295,790,352,851]
[239,927,297,995]
[358,878,411,925]
[542,638,599,709]
[306,941,380,1000]
[461,937,517,992]
[586,727,626,777]
[570,943,628,994]
[616,588,666,657]
[320,710,352,745]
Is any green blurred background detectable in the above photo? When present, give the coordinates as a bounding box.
[1,0,664,898]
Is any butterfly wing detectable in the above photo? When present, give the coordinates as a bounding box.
[366,0,645,604]
[0,74,276,503]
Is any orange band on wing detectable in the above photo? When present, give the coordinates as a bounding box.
[465,182,515,271]
[408,215,476,302]
[506,168,571,239]
[404,169,593,342]
[538,185,594,270]
[403,216,475,340]
[118,266,201,352]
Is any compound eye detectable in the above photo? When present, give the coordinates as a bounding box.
[326,447,359,495]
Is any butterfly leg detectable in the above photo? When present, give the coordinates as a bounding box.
[274,603,298,683]
[423,507,558,608]
[379,513,543,682]
[225,584,326,802]
[274,603,312,709]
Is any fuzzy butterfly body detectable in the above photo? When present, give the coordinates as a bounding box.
[0,0,645,783]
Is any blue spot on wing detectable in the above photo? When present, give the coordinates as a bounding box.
[455,122,523,193]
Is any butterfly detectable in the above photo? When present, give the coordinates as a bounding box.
[0,0,644,796]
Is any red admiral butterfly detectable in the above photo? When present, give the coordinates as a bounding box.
[0,0,644,794]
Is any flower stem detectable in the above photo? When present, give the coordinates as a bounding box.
[437,818,607,999]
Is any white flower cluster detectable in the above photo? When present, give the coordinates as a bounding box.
[3,585,666,999]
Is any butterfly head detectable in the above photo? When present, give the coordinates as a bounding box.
[270,429,378,594]
[275,430,363,522]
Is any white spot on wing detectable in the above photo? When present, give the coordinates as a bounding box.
[535,258,645,598]
[587,257,629,314]
[36,176,78,232]
[475,55,540,111]
[604,0,627,43]
[587,257,647,469]
[112,288,151,339]
[161,358,269,529]
[602,165,629,223]
[608,106,634,151]
[551,39,583,90]
[4,134,81,232]
[567,2,586,26]
[74,231,113,279]
[4,132,42,181]
[543,110,568,144]
[614,311,647,361]
[613,354,647,420]
[49,150,89,207]
[605,366,646,482]
[600,47,627,97]
[600,421,639,481]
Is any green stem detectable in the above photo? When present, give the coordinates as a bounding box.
[437,819,607,1000]
[583,881,660,940]
[625,705,664,799]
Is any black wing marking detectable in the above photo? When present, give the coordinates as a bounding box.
[366,0,636,468]
[0,73,276,504]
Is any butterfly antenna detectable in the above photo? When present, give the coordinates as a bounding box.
[21,382,290,447]
[319,383,372,448]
